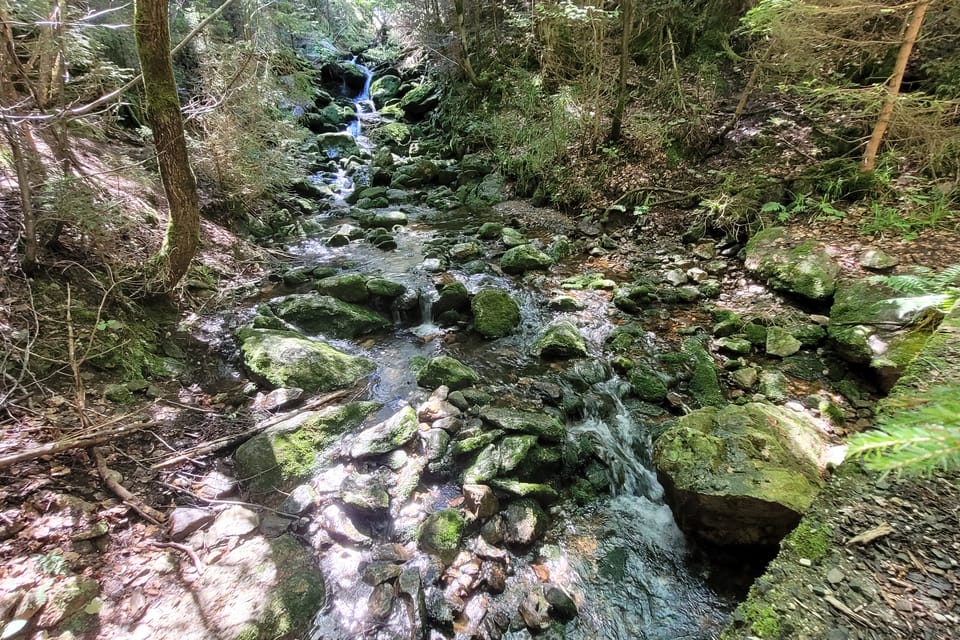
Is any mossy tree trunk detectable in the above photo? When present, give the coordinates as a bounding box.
[135,0,200,291]
[454,0,490,90]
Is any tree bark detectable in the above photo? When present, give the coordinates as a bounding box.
[611,0,634,141]
[861,0,932,173]
[135,0,200,291]
[454,0,490,90]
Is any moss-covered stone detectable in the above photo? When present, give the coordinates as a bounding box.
[500,244,553,274]
[489,479,560,504]
[268,293,390,338]
[477,222,503,239]
[315,274,369,303]
[417,509,464,563]
[349,404,419,458]
[366,278,407,299]
[534,321,587,359]
[744,226,839,301]
[416,355,480,390]
[235,402,379,495]
[652,402,826,545]
[238,328,375,392]
[682,337,725,408]
[435,281,470,315]
[478,406,564,442]
[370,74,402,105]
[471,288,521,339]
[628,369,668,402]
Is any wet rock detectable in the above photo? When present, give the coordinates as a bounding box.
[477,222,504,239]
[480,561,508,594]
[498,435,538,474]
[253,387,304,412]
[314,273,369,303]
[478,406,564,442]
[730,366,759,390]
[547,294,584,311]
[373,544,412,563]
[418,385,461,421]
[268,293,390,338]
[766,326,802,357]
[534,321,587,359]
[502,498,549,545]
[370,74,402,105]
[759,369,790,402]
[450,241,483,262]
[368,582,396,620]
[545,585,578,621]
[464,444,501,484]
[452,429,505,456]
[744,226,840,300]
[519,589,551,631]
[501,244,552,274]
[859,248,898,270]
[235,402,379,494]
[681,336,726,408]
[280,484,318,516]
[463,484,500,519]
[359,210,409,228]
[362,562,404,586]
[716,336,752,355]
[629,369,668,403]
[315,131,359,159]
[319,503,371,545]
[167,507,214,542]
[416,355,481,391]
[692,242,716,259]
[327,223,360,247]
[435,281,471,315]
[653,402,826,545]
[399,81,439,115]
[238,328,376,393]
[463,172,507,208]
[366,278,407,299]
[471,288,521,339]
[663,269,688,286]
[490,479,559,505]
[418,509,465,564]
[340,472,390,513]
[421,428,451,462]
[398,568,427,636]
[481,515,506,545]
[350,405,419,459]
[564,359,609,390]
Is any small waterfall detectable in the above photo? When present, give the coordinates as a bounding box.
[346,59,376,143]
[411,286,439,339]
[570,377,663,501]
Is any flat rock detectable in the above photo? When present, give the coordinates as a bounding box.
[167,508,215,542]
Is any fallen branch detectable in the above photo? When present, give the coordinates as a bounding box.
[93,447,166,524]
[151,540,204,575]
[0,419,158,470]
[151,389,351,470]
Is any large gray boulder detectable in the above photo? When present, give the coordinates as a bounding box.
[653,402,826,545]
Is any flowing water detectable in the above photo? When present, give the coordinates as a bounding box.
[265,61,735,638]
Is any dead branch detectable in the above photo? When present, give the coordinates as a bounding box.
[151,540,204,574]
[93,446,165,524]
[151,389,351,470]
[0,419,157,470]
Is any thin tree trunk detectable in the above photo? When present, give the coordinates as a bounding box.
[611,0,634,141]
[454,0,490,90]
[135,0,201,291]
[861,0,932,172]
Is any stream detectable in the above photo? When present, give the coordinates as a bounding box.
[239,59,736,639]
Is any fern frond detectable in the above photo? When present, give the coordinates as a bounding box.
[870,274,935,295]
[935,264,960,287]
[847,389,960,477]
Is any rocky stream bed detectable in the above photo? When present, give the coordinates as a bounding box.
[2,53,957,640]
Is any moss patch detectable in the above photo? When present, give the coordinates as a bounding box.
[783,518,833,561]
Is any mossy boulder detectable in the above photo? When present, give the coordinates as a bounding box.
[359,210,408,228]
[416,355,480,390]
[315,132,359,159]
[500,244,553,274]
[435,281,471,315]
[828,278,937,390]
[267,293,390,339]
[471,288,521,338]
[315,274,370,303]
[417,509,465,564]
[682,337,726,408]
[463,172,506,208]
[653,402,826,545]
[629,369,668,403]
[744,227,840,301]
[399,82,440,115]
[235,402,379,495]
[534,321,587,359]
[478,406,565,442]
[349,404,419,458]
[370,74,402,105]
[366,278,407,299]
[238,328,375,392]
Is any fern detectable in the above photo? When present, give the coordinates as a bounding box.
[847,389,960,477]
[869,264,960,314]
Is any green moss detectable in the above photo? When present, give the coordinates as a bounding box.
[741,599,781,638]
[683,337,725,407]
[629,370,668,402]
[471,288,521,338]
[417,509,465,563]
[784,519,832,561]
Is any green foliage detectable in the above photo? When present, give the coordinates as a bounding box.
[783,519,832,560]
[847,387,960,476]
[739,599,780,638]
[868,264,960,314]
[34,550,68,576]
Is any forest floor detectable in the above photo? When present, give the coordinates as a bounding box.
[2,121,960,638]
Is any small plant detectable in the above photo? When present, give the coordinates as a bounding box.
[847,387,960,476]
[35,550,68,576]
[870,264,960,315]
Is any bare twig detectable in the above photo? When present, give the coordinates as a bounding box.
[151,540,204,574]
[0,419,158,470]
[93,446,165,524]
[151,389,351,470]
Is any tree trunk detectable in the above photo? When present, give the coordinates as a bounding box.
[611,0,634,141]
[454,0,490,90]
[135,0,200,291]
[861,0,932,173]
